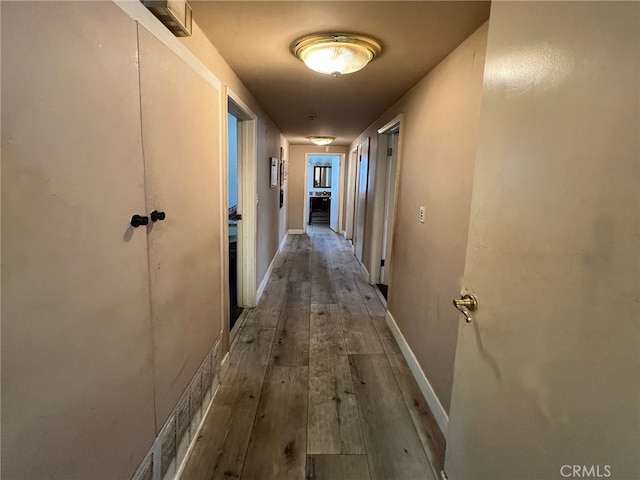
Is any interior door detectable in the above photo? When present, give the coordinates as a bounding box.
[380,131,399,285]
[445,3,639,479]
[354,138,370,262]
[1,3,155,478]
[345,149,358,240]
[138,25,222,426]
[329,157,340,232]
[227,111,243,330]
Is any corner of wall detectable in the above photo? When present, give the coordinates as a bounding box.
[345,21,489,427]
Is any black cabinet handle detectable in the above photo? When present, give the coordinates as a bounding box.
[150,210,166,222]
[130,214,149,228]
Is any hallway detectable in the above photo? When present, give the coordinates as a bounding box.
[181,227,444,480]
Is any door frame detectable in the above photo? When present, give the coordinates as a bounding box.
[353,138,370,263]
[368,115,404,286]
[379,128,399,285]
[337,152,347,234]
[302,153,344,232]
[344,147,359,241]
[225,90,257,322]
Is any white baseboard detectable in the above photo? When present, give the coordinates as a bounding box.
[288,229,305,234]
[256,232,290,302]
[220,352,230,378]
[175,346,229,480]
[360,262,370,281]
[175,384,218,480]
[373,285,387,308]
[385,311,449,440]
[279,232,289,252]
[256,269,271,303]
[134,338,222,480]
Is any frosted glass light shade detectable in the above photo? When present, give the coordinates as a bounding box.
[308,136,335,145]
[291,34,382,76]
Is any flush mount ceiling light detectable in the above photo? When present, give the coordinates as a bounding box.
[291,33,382,76]
[308,136,336,146]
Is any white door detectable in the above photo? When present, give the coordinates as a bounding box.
[228,97,258,309]
[344,149,358,240]
[380,131,399,285]
[354,139,370,262]
[445,3,639,479]
[330,156,340,232]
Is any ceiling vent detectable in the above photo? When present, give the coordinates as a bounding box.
[142,0,193,37]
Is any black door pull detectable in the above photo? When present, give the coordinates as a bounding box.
[150,210,166,222]
[130,214,149,228]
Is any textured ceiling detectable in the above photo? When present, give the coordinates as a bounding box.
[191,1,491,145]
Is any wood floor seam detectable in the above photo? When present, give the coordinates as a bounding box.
[181,228,441,480]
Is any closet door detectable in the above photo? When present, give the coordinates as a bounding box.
[1,3,154,479]
[354,138,370,262]
[137,25,222,426]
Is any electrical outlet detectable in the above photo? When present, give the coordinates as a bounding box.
[419,206,425,223]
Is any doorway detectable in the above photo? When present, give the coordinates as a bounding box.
[375,123,400,301]
[227,94,257,336]
[353,138,370,263]
[304,154,343,232]
[345,147,358,241]
[227,112,242,329]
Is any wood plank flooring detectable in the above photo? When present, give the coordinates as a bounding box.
[180,227,443,480]
[308,304,364,455]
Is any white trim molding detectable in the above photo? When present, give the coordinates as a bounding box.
[175,383,218,480]
[220,352,230,379]
[288,229,305,235]
[377,114,404,135]
[227,90,257,121]
[369,114,404,286]
[227,90,258,309]
[360,261,370,282]
[385,311,449,439]
[133,338,224,480]
[114,1,221,90]
[256,232,289,301]
[279,232,289,255]
[256,253,275,302]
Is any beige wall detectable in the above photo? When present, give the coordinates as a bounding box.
[1,1,288,478]
[255,130,289,283]
[179,22,289,290]
[288,145,349,231]
[349,24,488,414]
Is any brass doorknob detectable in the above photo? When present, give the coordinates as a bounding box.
[453,294,478,323]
